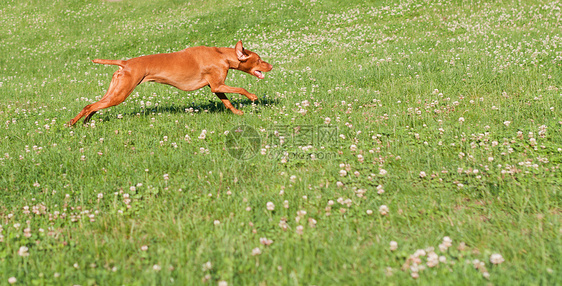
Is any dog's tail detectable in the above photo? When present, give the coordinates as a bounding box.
[92,59,127,68]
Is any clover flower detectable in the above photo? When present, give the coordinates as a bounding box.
[266,202,275,211]
[18,246,29,257]
[202,261,212,271]
[251,247,262,256]
[490,253,505,265]
[260,237,273,246]
[379,205,389,215]
[198,130,207,140]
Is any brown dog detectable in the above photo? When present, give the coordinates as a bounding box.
[68,41,272,126]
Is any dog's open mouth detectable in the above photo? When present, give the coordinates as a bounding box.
[254,70,265,79]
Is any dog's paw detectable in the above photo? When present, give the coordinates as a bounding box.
[247,94,258,101]
[231,109,244,115]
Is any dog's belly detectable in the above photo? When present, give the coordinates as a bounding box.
[142,73,208,91]
[169,80,209,91]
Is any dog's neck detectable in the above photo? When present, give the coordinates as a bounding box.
[219,47,242,69]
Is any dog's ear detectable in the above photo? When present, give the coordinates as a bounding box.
[235,41,250,61]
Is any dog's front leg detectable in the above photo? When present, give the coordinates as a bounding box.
[207,74,257,114]
[210,84,258,102]
[215,93,244,115]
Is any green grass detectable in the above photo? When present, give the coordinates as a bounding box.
[0,0,561,284]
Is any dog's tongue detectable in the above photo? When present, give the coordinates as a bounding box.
[254,70,264,79]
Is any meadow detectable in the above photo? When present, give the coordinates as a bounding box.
[0,0,561,284]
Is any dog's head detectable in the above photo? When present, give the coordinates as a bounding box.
[234,41,272,79]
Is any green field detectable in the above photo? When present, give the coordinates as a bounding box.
[0,0,561,284]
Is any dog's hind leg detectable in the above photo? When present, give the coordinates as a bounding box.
[68,68,140,126]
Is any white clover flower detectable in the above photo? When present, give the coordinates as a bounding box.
[202,261,212,271]
[251,247,262,256]
[490,253,505,265]
[357,154,364,162]
[390,241,398,251]
[443,236,452,247]
[297,210,307,217]
[198,130,207,140]
[18,246,29,257]
[308,218,317,228]
[379,205,389,215]
[278,220,289,231]
[427,252,439,268]
[260,237,273,246]
[290,175,297,183]
[266,202,275,211]
[414,249,426,257]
